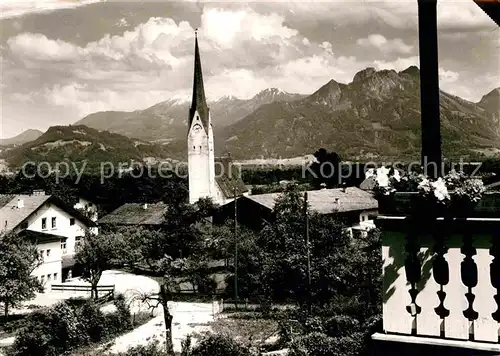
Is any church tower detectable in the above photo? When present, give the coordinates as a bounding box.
[187,31,216,204]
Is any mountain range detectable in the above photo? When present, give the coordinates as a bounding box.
[1,66,499,167]
[219,67,500,160]
[74,88,306,142]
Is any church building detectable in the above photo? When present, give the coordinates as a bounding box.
[187,32,248,206]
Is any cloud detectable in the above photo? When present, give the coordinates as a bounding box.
[1,3,496,138]
[0,0,103,20]
[356,35,413,55]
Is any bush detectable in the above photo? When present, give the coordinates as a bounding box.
[8,302,88,356]
[9,296,136,356]
[78,300,106,342]
[114,294,132,330]
[324,315,360,338]
[289,331,365,356]
[190,334,251,356]
[9,312,54,356]
[49,301,89,350]
[115,340,167,356]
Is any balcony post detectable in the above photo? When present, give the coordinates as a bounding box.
[418,0,442,178]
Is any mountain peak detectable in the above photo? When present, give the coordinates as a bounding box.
[400,65,420,77]
[308,78,343,106]
[214,95,240,102]
[0,129,44,146]
[478,87,500,115]
[352,67,376,83]
[253,88,289,99]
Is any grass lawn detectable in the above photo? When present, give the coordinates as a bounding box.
[195,312,280,349]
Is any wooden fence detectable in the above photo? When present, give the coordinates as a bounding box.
[50,284,115,304]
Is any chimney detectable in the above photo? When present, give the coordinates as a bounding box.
[17,198,24,209]
[143,203,148,210]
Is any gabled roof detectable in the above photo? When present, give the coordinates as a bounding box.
[98,202,168,225]
[18,229,62,243]
[0,194,97,233]
[245,187,378,214]
[214,156,248,199]
[189,32,210,134]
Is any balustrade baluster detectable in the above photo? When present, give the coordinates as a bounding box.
[405,228,422,333]
[461,231,478,340]
[433,224,450,336]
[491,232,500,327]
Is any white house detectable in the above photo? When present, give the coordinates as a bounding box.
[0,191,98,288]
[73,196,98,222]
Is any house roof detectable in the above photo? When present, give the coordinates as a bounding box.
[98,202,168,225]
[18,229,62,243]
[0,194,97,233]
[245,187,378,214]
[215,156,248,199]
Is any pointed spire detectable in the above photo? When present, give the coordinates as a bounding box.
[189,29,210,132]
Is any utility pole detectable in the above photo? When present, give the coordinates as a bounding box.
[234,186,238,302]
[304,191,312,314]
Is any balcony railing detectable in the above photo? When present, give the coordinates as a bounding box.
[376,192,500,345]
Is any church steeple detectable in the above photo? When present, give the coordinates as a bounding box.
[189,30,210,132]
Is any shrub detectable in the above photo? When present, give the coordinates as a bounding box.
[289,331,366,356]
[8,302,88,356]
[49,301,89,351]
[324,315,360,338]
[115,340,167,356]
[190,334,251,356]
[8,312,54,356]
[78,300,106,342]
[114,293,132,330]
[181,335,192,356]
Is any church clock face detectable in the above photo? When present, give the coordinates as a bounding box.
[193,124,201,133]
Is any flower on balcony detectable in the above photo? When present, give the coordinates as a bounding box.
[369,168,485,214]
[431,177,450,203]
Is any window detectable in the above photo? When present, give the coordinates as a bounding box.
[61,241,67,251]
[20,221,28,230]
[47,274,51,281]
[70,218,75,226]
[40,275,45,283]
[46,249,51,257]
[75,236,83,248]
[41,218,47,230]
[40,249,44,257]
[51,217,56,229]
[54,273,58,280]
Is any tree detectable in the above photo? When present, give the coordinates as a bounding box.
[129,197,218,354]
[257,188,354,306]
[308,148,342,188]
[75,230,123,299]
[0,232,43,320]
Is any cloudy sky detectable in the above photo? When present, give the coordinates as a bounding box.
[0,0,498,138]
